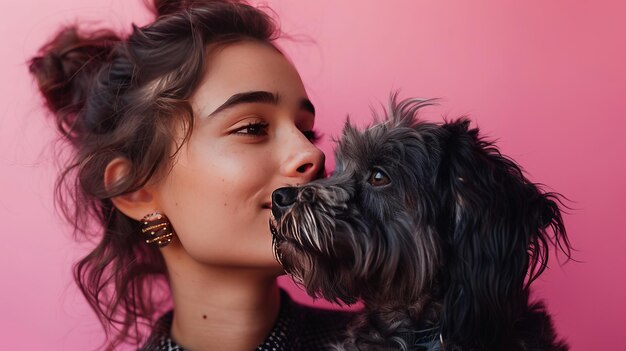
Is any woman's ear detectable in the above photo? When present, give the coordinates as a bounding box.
[104,157,159,221]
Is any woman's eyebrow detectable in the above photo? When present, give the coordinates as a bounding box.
[207,90,315,117]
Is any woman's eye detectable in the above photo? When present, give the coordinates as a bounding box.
[302,129,320,143]
[232,122,269,136]
[368,168,391,186]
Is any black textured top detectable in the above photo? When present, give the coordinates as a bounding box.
[138,290,355,351]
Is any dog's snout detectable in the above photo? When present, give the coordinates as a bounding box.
[272,187,298,219]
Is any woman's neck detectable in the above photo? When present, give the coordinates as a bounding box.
[165,251,281,351]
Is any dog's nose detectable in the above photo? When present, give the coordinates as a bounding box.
[272,187,298,219]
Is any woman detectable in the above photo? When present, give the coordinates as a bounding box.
[29,0,352,350]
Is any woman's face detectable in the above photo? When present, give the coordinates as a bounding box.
[152,41,324,270]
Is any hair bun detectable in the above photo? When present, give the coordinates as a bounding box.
[29,27,120,139]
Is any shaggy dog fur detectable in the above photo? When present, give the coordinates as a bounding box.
[270,95,571,351]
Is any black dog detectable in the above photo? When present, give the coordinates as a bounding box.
[270,95,571,350]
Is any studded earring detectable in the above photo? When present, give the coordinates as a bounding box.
[140,211,174,248]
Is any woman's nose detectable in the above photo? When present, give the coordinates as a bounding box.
[282,133,325,182]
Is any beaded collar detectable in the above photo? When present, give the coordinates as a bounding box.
[139,290,354,351]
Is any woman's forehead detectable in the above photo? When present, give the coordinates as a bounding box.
[192,41,307,118]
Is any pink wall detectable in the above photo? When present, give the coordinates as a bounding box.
[2,0,624,349]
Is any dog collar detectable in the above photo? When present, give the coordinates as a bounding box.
[396,326,443,351]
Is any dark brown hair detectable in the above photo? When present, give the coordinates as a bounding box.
[29,0,280,348]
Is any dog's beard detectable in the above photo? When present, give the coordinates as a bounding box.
[270,184,367,304]
[270,182,441,307]
[271,184,346,259]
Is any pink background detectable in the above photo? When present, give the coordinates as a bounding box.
[1,1,625,349]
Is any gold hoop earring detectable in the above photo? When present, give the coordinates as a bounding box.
[140,211,174,248]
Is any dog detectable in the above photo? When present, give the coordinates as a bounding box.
[270,95,571,351]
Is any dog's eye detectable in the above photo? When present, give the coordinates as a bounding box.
[368,168,391,186]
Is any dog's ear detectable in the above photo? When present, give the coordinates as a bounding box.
[437,118,571,348]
